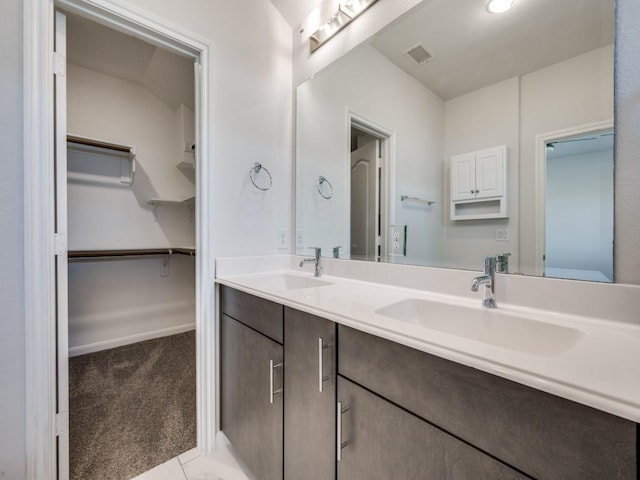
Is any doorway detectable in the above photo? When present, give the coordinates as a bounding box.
[59,10,199,478]
[349,115,392,262]
[24,1,215,478]
[542,128,614,282]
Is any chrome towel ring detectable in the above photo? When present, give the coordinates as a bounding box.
[317,176,333,199]
[250,162,273,191]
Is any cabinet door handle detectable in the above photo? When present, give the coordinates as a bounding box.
[318,337,330,393]
[269,359,283,404]
[337,401,350,461]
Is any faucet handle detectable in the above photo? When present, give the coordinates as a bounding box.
[496,253,511,273]
[333,246,342,258]
[308,246,321,257]
[483,255,497,270]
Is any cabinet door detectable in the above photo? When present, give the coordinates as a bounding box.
[475,146,505,199]
[220,314,283,480]
[450,152,476,201]
[284,308,336,480]
[337,377,527,480]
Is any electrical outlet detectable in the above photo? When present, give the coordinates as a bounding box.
[296,229,304,249]
[496,229,509,241]
[160,256,170,277]
[389,224,407,256]
[277,228,288,249]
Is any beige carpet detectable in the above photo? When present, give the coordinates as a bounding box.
[69,331,196,480]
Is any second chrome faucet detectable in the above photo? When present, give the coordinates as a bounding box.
[299,247,322,277]
[471,253,510,308]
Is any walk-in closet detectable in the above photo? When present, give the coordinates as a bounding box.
[64,13,197,479]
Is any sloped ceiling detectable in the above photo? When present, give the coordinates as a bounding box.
[270,0,321,28]
[371,0,614,100]
[66,13,194,110]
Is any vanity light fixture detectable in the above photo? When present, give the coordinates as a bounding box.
[486,0,515,14]
[307,0,380,53]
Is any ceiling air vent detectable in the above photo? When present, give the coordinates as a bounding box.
[405,43,433,65]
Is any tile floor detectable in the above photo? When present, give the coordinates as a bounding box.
[133,442,251,480]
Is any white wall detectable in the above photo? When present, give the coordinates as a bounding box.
[519,45,614,274]
[546,149,614,281]
[443,77,520,271]
[296,43,444,262]
[67,61,197,352]
[67,63,195,250]
[0,0,25,477]
[68,255,195,355]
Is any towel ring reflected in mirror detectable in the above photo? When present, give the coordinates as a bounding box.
[317,176,334,199]
[250,162,273,191]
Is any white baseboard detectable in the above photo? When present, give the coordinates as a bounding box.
[69,323,195,357]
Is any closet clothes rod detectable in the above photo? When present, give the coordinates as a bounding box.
[67,135,131,153]
[68,248,196,259]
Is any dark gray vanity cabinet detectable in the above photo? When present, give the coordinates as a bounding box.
[284,308,337,480]
[220,287,284,480]
[338,324,638,480]
[219,287,637,480]
[337,376,528,480]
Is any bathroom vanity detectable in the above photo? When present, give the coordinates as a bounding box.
[217,273,639,480]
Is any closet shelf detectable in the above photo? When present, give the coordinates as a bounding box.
[68,248,196,259]
[67,134,137,186]
[147,195,195,207]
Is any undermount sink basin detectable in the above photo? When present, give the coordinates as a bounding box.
[248,273,333,290]
[375,299,585,357]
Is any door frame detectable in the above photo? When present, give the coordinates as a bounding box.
[533,119,614,276]
[347,111,395,261]
[23,1,216,478]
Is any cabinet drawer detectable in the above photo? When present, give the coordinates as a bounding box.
[338,325,637,480]
[337,376,527,480]
[220,285,283,344]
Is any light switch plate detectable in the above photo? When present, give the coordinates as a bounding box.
[296,229,304,249]
[277,228,288,249]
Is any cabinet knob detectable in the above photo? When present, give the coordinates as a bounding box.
[470,190,474,194]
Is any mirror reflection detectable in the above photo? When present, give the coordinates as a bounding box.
[296,0,615,282]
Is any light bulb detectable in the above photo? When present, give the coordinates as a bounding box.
[486,0,515,14]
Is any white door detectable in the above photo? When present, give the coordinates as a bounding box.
[350,140,379,260]
[475,146,505,199]
[450,152,476,201]
[54,10,70,480]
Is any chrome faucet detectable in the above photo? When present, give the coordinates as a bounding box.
[471,255,497,308]
[299,247,322,277]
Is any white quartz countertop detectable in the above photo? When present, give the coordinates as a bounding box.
[216,270,640,423]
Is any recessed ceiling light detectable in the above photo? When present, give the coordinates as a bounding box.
[486,0,515,14]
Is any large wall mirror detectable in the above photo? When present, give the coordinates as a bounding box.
[296,0,617,282]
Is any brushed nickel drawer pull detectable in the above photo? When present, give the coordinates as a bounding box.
[269,359,283,404]
[337,401,350,461]
[318,337,330,392]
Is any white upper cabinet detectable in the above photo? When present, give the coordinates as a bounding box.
[450,146,507,220]
[474,147,505,199]
[450,152,476,201]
